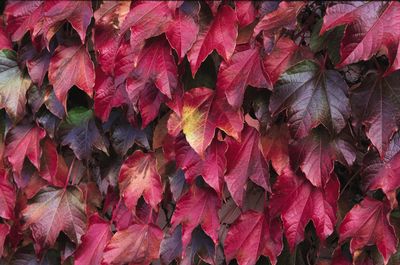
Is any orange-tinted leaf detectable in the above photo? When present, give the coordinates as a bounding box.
[118,150,162,210]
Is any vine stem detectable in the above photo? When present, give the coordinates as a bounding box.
[64,157,76,189]
[339,168,362,197]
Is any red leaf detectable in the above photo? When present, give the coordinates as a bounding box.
[0,170,16,220]
[218,46,270,108]
[290,128,356,188]
[174,134,203,183]
[171,184,220,249]
[339,197,398,263]
[93,1,130,75]
[0,23,11,50]
[4,1,43,42]
[270,168,339,250]
[253,1,304,46]
[120,1,172,66]
[112,201,134,231]
[39,138,68,188]
[321,2,400,74]
[0,224,9,257]
[5,123,46,175]
[48,44,95,107]
[74,214,112,265]
[166,2,200,62]
[22,186,87,250]
[225,125,270,207]
[93,68,128,123]
[224,211,283,265]
[125,38,177,99]
[351,70,400,158]
[365,132,400,205]
[187,5,238,76]
[102,223,163,265]
[263,37,303,85]
[202,139,228,196]
[270,60,350,138]
[118,150,162,210]
[235,2,256,28]
[33,1,92,44]
[175,135,227,195]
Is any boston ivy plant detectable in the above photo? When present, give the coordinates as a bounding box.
[0,1,399,265]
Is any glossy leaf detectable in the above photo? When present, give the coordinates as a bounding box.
[33,1,92,44]
[166,2,200,62]
[270,60,350,138]
[120,1,172,66]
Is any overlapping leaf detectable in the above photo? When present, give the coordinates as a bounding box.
[270,60,350,138]
[224,210,283,265]
[22,186,87,250]
[0,50,32,122]
[339,197,398,263]
[171,184,220,249]
[270,168,339,250]
[321,2,400,74]
[351,70,400,157]
[102,223,163,265]
[118,150,162,210]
